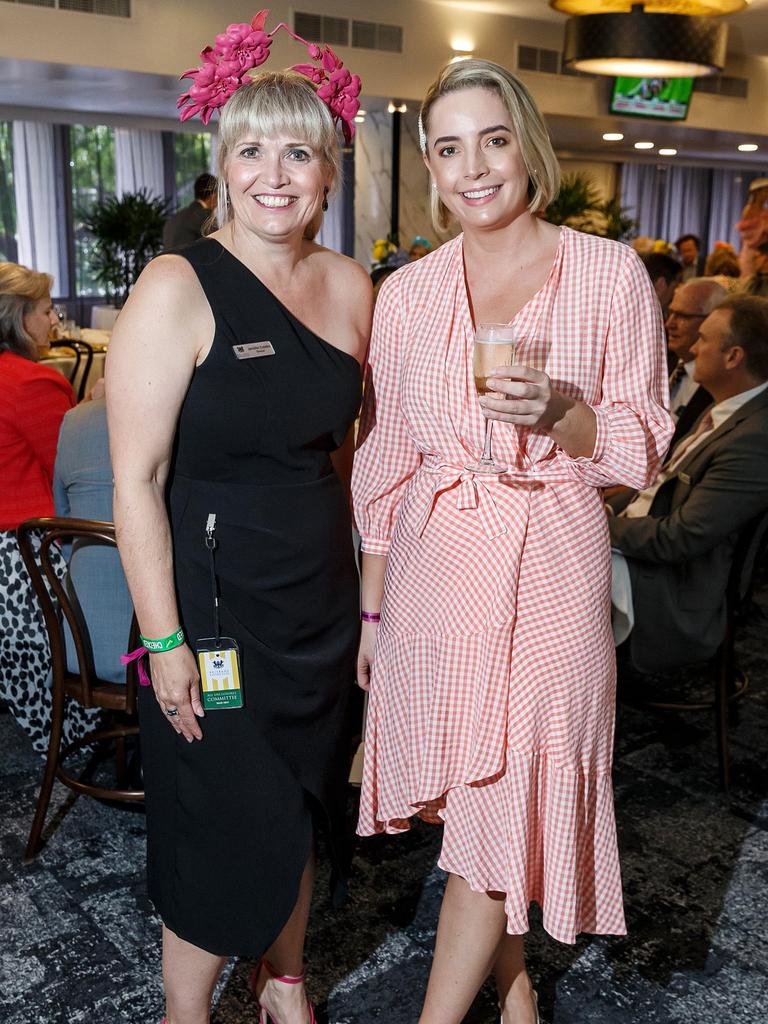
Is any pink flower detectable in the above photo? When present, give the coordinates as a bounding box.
[178,59,242,125]
[291,62,326,86]
[317,67,362,143]
[213,21,272,73]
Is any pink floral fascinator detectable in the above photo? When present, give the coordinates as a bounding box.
[177,9,362,144]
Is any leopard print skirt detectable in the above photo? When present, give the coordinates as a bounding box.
[0,529,100,755]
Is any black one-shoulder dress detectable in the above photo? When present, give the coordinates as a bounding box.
[138,238,362,956]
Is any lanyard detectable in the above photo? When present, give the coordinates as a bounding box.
[205,513,221,645]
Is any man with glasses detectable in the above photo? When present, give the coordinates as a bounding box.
[666,277,726,450]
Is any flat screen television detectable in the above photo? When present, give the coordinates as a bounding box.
[610,76,694,120]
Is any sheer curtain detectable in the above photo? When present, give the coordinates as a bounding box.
[114,128,165,199]
[620,163,665,240]
[659,165,711,247]
[316,186,344,253]
[709,169,765,249]
[12,121,64,292]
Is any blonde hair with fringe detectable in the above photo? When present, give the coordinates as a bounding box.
[0,262,53,359]
[216,70,341,242]
[420,59,560,234]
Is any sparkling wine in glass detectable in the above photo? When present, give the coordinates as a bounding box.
[465,323,516,475]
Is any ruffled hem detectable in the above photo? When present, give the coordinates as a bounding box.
[357,745,627,945]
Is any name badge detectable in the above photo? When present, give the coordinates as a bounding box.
[678,471,692,485]
[232,341,275,359]
[196,638,244,710]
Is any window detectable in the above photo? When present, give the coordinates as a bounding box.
[174,132,213,209]
[0,123,17,262]
[69,124,115,297]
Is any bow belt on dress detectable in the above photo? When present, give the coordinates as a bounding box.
[413,458,575,540]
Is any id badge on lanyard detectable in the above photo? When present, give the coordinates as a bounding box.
[195,514,244,711]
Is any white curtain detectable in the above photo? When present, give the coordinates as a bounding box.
[316,186,344,253]
[12,121,63,293]
[114,128,165,199]
[620,163,665,241]
[659,165,711,247]
[709,169,766,249]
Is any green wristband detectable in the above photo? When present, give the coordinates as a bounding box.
[140,628,185,653]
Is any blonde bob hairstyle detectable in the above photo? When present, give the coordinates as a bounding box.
[216,70,342,242]
[420,58,560,234]
[0,261,53,359]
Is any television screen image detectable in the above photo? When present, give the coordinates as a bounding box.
[610,77,694,120]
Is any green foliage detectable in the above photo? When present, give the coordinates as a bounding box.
[545,173,602,227]
[597,196,637,242]
[80,189,169,307]
[70,124,117,298]
[544,171,636,241]
[175,132,212,208]
[0,123,17,263]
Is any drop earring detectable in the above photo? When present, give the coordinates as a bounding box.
[322,186,329,212]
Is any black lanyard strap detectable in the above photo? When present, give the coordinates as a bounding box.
[205,513,221,645]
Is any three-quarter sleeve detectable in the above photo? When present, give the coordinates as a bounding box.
[352,276,421,556]
[16,371,76,488]
[565,250,674,490]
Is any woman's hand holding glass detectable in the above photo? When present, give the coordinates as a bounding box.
[479,363,571,432]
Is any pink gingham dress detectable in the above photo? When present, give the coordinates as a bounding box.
[352,226,674,943]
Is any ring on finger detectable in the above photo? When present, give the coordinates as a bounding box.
[165,706,180,717]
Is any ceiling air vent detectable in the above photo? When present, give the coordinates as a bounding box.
[518,45,561,74]
[294,12,403,53]
[695,74,748,99]
[352,20,403,53]
[6,0,131,13]
[294,12,349,47]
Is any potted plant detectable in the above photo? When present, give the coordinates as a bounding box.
[81,189,169,308]
[545,172,636,241]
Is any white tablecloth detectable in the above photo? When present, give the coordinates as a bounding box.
[41,349,106,398]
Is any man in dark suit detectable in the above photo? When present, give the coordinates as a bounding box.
[675,232,705,282]
[666,277,726,450]
[608,295,768,672]
[162,172,217,250]
[640,251,682,320]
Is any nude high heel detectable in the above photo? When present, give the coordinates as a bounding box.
[499,988,540,1024]
[250,959,316,1024]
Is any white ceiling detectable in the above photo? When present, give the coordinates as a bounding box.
[425,0,768,57]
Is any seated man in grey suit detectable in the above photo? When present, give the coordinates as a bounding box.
[162,172,217,250]
[54,397,133,683]
[608,294,768,673]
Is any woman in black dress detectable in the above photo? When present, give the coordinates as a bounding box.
[107,70,371,1024]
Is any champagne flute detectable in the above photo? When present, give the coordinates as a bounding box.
[465,323,516,475]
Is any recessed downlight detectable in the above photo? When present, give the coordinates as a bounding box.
[602,132,624,141]
[634,141,655,150]
[738,143,759,152]
[658,148,678,156]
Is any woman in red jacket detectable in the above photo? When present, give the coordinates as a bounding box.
[0,261,92,751]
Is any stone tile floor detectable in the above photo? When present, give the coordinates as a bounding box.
[1,585,766,1023]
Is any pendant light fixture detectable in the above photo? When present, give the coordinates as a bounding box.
[550,1,745,77]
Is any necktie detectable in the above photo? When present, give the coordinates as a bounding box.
[666,409,715,471]
[669,359,687,393]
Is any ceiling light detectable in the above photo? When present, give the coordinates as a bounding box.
[558,7,728,77]
[658,148,678,155]
[357,109,367,116]
[450,34,475,53]
[354,116,365,124]
[387,101,407,114]
[550,1,747,13]
[602,132,624,141]
[450,53,473,63]
[738,143,759,152]
[634,141,655,149]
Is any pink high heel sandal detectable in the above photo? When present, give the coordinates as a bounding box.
[250,959,316,1024]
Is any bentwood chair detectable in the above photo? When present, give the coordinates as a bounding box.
[16,517,143,862]
[647,508,768,790]
[46,339,95,401]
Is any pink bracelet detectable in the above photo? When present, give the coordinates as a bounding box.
[361,610,381,623]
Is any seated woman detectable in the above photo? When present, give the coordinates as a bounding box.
[0,262,95,751]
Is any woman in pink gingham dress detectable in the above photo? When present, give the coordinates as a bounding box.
[352,59,673,1024]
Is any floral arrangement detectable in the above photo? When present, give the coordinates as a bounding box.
[177,9,362,144]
